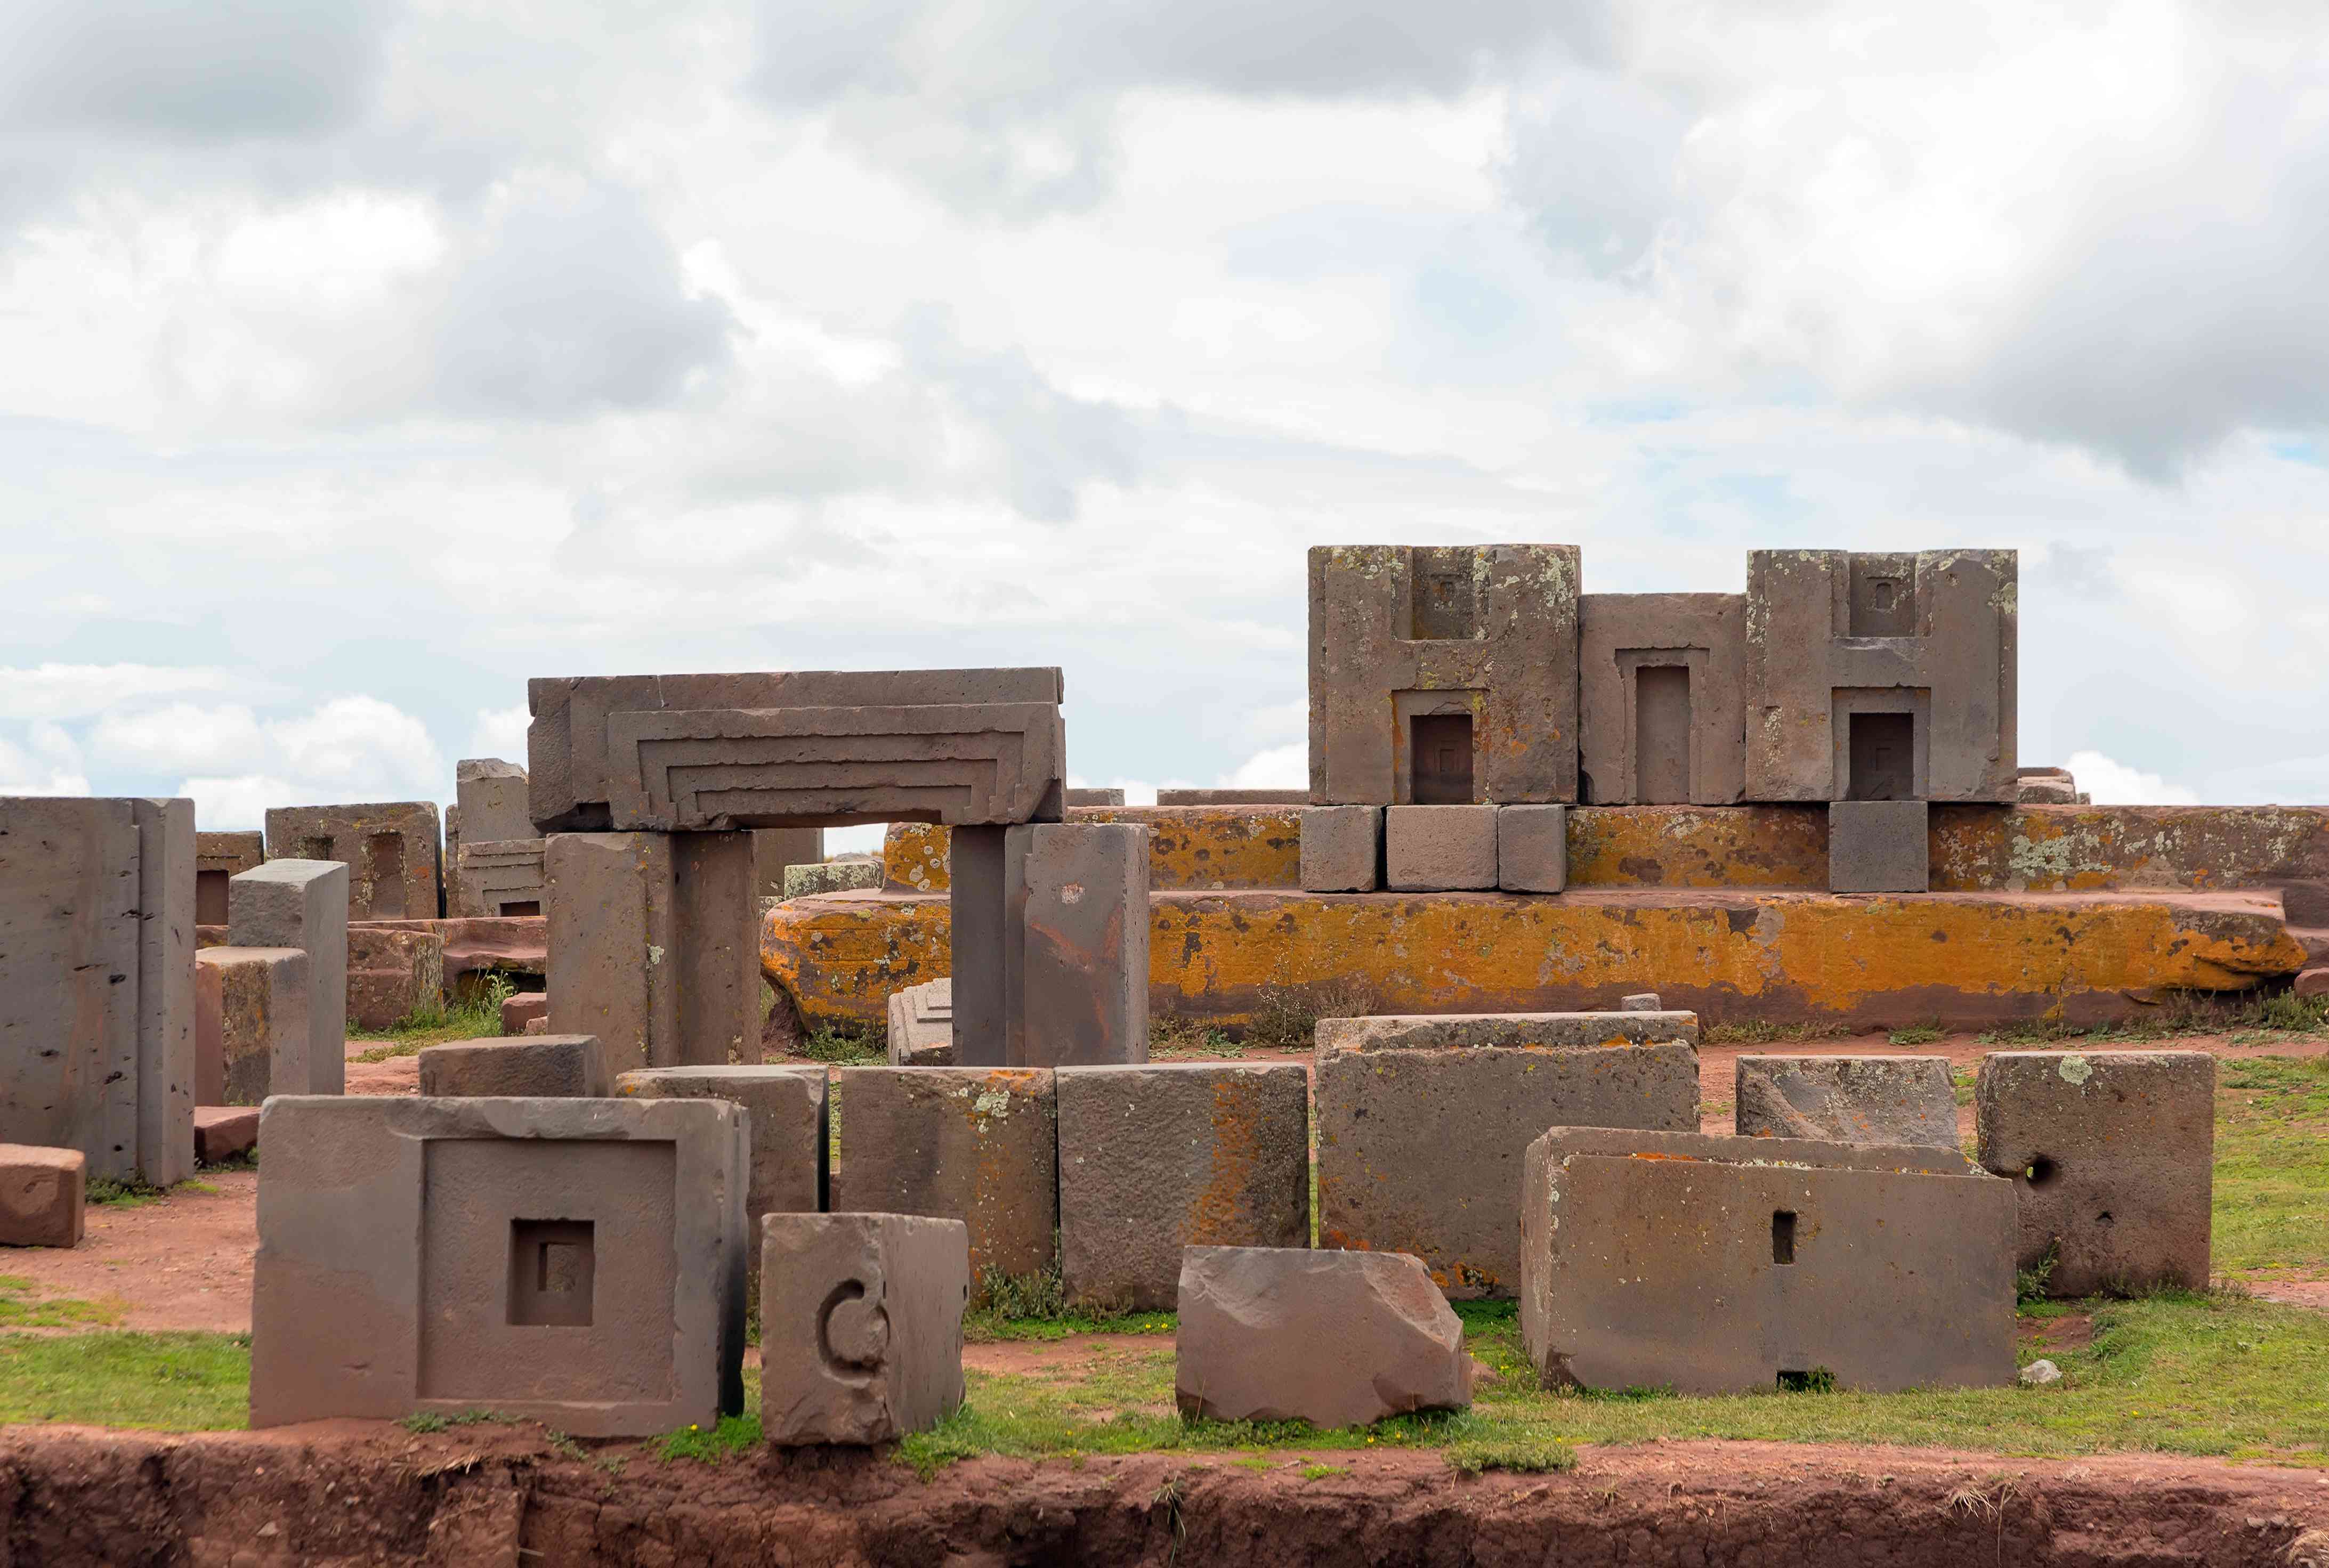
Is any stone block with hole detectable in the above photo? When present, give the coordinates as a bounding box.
[760,1212,968,1444]
[1522,1129,2013,1395]
[1974,1050,2213,1296]
[250,1095,746,1435]
[263,802,442,921]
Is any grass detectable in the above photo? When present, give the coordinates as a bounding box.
[399,1408,506,1434]
[655,1412,761,1463]
[1976,989,2329,1048]
[0,1332,248,1429]
[2214,1055,2329,1275]
[966,1261,1175,1340]
[85,1176,171,1208]
[1241,981,1380,1052]
[0,1277,122,1329]
[1702,1019,1848,1046]
[1150,1015,1245,1059]
[349,972,521,1060]
[797,1026,883,1066]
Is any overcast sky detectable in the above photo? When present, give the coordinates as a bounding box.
[3,0,2324,838]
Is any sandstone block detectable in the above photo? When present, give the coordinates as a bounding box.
[760,1213,968,1444]
[0,1145,84,1248]
[455,758,532,844]
[1578,592,1748,804]
[547,834,673,1075]
[1736,1055,1958,1148]
[500,992,549,1035]
[346,927,444,1033]
[252,1095,747,1435]
[1521,1129,2014,1394]
[1014,822,1149,1068]
[784,859,884,897]
[264,802,441,920]
[229,859,348,1097]
[1975,1050,2213,1296]
[830,1068,1057,1282]
[616,1065,827,1282]
[194,1106,259,1165]
[195,947,310,1104]
[1497,803,1567,892]
[1299,806,1380,892]
[1057,1063,1309,1311]
[455,839,547,919]
[1175,1247,1471,1427]
[1384,805,1498,891]
[195,830,264,925]
[418,1035,611,1098]
[886,978,954,1066]
[1829,800,1929,893]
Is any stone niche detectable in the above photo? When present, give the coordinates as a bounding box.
[264,802,444,921]
[1578,592,1747,805]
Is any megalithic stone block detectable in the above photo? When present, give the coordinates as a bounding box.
[525,669,1067,833]
[1015,822,1149,1068]
[887,978,954,1066]
[947,826,1017,1068]
[1577,592,1748,805]
[195,947,310,1104]
[1299,806,1380,892]
[229,859,348,1097]
[250,1095,748,1436]
[195,831,264,925]
[673,831,758,1068]
[132,797,197,1187]
[0,1145,86,1248]
[455,758,533,844]
[346,926,444,1032]
[1497,803,1568,893]
[759,1213,968,1445]
[418,1034,611,1098]
[830,1067,1057,1283]
[1829,800,1929,893]
[1521,1129,2016,1395]
[1384,805,1498,891]
[1735,1055,1958,1149]
[456,839,547,919]
[617,1065,828,1285]
[546,833,674,1077]
[263,802,442,920]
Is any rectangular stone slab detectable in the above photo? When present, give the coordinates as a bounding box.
[546,833,675,1076]
[1974,1050,2213,1296]
[264,802,442,921]
[1830,800,1930,893]
[1315,1011,1701,1052]
[1056,1063,1309,1311]
[456,838,547,919]
[346,927,444,1033]
[615,1065,828,1282]
[419,1035,611,1098]
[1520,1128,2014,1395]
[250,1094,746,1436]
[1314,1038,1699,1298]
[829,1067,1057,1283]
[132,798,196,1187]
[455,758,532,844]
[195,948,309,1105]
[1015,822,1149,1068]
[759,1212,968,1445]
[229,859,349,1096]
[1578,592,1748,805]
[1735,1054,1957,1148]
[1299,806,1380,892]
[0,1144,85,1248]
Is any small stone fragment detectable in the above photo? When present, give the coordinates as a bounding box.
[2020,1359,2061,1385]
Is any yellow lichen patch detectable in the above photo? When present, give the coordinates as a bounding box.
[1187,1077,1266,1244]
[1567,806,1828,888]
[883,823,951,893]
[762,890,949,1028]
[1931,805,2329,893]
[879,807,1305,896]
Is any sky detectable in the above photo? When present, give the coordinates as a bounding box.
[2,0,2325,844]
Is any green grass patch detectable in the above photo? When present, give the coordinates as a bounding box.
[2215,1055,2329,1275]
[0,1332,248,1429]
[1888,1023,1943,1046]
[1702,1019,1846,1046]
[656,1412,761,1463]
[0,1276,121,1329]
[398,1407,507,1434]
[798,1027,883,1066]
[85,1176,170,1208]
[1444,1431,1579,1477]
[966,1261,1174,1340]
[350,973,519,1058]
[1978,989,2329,1048]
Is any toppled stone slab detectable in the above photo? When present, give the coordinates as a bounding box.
[346,927,444,1033]
[251,1095,747,1436]
[1620,993,1661,1011]
[1735,1055,1958,1149]
[418,1035,612,1099]
[1975,1050,2214,1296]
[785,859,884,897]
[264,802,441,921]
[616,1066,827,1281]
[886,978,953,1066]
[193,1106,259,1165]
[1175,1247,1471,1427]
[830,1068,1057,1282]
[1521,1129,2015,1395]
[760,1213,968,1445]
[195,947,309,1104]
[0,1145,85,1248]
[1057,1064,1309,1311]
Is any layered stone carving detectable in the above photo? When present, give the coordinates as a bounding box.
[1579,592,1747,805]
[457,838,547,918]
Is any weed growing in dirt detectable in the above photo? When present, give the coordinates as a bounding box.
[1701,1020,1845,1046]
[966,1261,1172,1341]
[1443,1432,1579,1478]
[798,1027,883,1066]
[656,1413,760,1464]
[1888,1023,1943,1046]
[1978,989,2329,1049]
[0,1333,247,1429]
[1242,981,1379,1052]
[1298,1463,1347,1480]
[400,1409,505,1434]
[84,1176,169,1208]
[1150,1015,1244,1058]
[2016,1246,2059,1304]
[351,972,520,1059]
[0,1278,120,1329]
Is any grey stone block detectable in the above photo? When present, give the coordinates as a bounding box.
[1015,822,1149,1068]
[1154,789,1309,805]
[419,1035,612,1098]
[1309,544,1581,806]
[1735,1055,1958,1149]
[1829,800,1929,892]
[752,827,825,900]
[455,759,532,844]
[616,1065,828,1283]
[1314,1011,1701,1052]
[229,858,348,1097]
[250,1094,747,1435]
[1744,549,2017,803]
[455,838,546,919]
[1578,592,1748,804]
[1619,993,1661,1011]
[547,833,674,1076]
[1497,803,1567,892]
[672,831,759,1069]
[195,947,309,1105]
[1975,1050,2213,1296]
[1521,1129,2015,1395]
[1384,805,1498,891]
[1299,806,1380,892]
[1315,1033,1700,1297]
[195,830,264,925]
[783,859,884,897]
[132,797,196,1187]
[760,1212,968,1445]
[830,1067,1057,1283]
[264,802,441,920]
[1057,1063,1310,1311]
[1175,1247,1471,1427]
[886,978,954,1066]
[1066,788,1127,806]
[945,825,1020,1069]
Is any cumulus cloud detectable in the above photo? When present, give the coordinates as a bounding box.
[1224,743,1306,789]
[0,664,250,720]
[0,724,91,796]
[2065,749,2198,806]
[465,705,530,762]
[80,694,448,822]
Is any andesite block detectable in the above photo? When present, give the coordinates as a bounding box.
[1829,800,1929,893]
[759,1213,968,1445]
[1384,805,1498,891]
[195,947,310,1104]
[0,1144,85,1249]
[616,1065,828,1281]
[264,802,442,921]
[228,858,348,1098]
[830,1067,1057,1282]
[1299,806,1380,892]
[1497,803,1568,892]
[418,1035,612,1099]
[1735,1054,1957,1149]
[1016,822,1150,1068]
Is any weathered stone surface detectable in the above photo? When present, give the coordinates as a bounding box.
[1620,993,1661,1011]
[195,831,264,925]
[1735,1055,1956,1148]
[455,759,532,845]
[1579,593,1747,805]
[1567,805,1830,888]
[1315,1030,1699,1297]
[1975,1050,2213,1296]
[886,807,1305,895]
[1521,1128,2014,1395]
[1014,823,1149,1068]
[2018,775,2080,805]
[193,1105,259,1164]
[1384,805,1498,891]
[229,859,349,1098]
[945,825,1017,1068]
[251,1095,747,1436]
[1066,789,1127,806]
[132,798,197,1188]
[500,992,548,1035]
[753,828,825,900]
[195,947,309,1104]
[1154,789,1309,806]
[785,859,883,897]
[1744,550,2017,803]
[0,1144,85,1248]
[830,1068,1057,1282]
[616,1065,827,1282]
[1057,1063,1309,1311]
[526,669,1067,832]
[354,916,547,985]
[1175,1247,1471,1427]
[523,1015,549,1035]
[672,831,760,1070]
[1314,1011,1701,1052]
[1497,804,1568,893]
[2298,966,2329,1001]
[886,978,954,1066]
[547,833,673,1076]
[264,802,442,921]
[418,1035,611,1098]
[760,1213,968,1445]
[1309,545,1581,805]
[1299,806,1380,892]
[346,927,444,1033]
[455,839,546,919]
[1831,801,1929,893]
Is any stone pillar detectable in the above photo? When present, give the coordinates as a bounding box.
[546,833,675,1077]
[1017,822,1149,1067]
[946,825,1015,1068]
[132,798,196,1186]
[673,832,757,1067]
[228,859,349,1096]
[195,948,309,1105]
[751,828,824,901]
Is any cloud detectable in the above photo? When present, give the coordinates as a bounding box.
[88,702,266,774]
[465,706,530,762]
[2065,749,2198,807]
[0,664,250,720]
[0,723,90,796]
[1224,743,1306,789]
[80,694,447,820]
